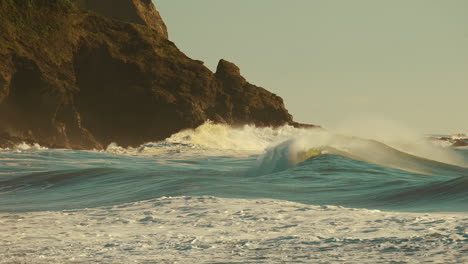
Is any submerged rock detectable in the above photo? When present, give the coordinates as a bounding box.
[0,0,314,149]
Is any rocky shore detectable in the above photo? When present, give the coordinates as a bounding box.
[430,134,468,148]
[0,0,313,149]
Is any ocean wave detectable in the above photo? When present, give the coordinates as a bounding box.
[251,131,467,176]
[3,122,467,177]
[165,121,306,151]
[102,121,311,154]
[2,121,467,213]
[93,121,468,179]
[100,121,466,170]
[378,175,468,208]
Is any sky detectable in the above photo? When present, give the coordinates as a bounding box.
[155,0,468,134]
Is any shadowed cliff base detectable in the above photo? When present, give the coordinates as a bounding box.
[0,0,316,149]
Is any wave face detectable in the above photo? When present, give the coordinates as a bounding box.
[1,121,467,213]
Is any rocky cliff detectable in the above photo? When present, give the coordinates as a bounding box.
[0,0,309,149]
[72,0,168,38]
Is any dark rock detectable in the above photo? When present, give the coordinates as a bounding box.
[452,139,468,147]
[290,122,320,129]
[0,0,314,149]
[72,0,168,38]
[211,59,297,127]
[430,136,468,148]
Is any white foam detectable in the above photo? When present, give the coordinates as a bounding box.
[163,121,466,169]
[1,197,466,263]
[0,142,48,152]
[13,142,48,152]
[165,121,306,151]
[99,121,467,173]
[450,133,467,140]
[101,121,314,156]
[103,142,134,154]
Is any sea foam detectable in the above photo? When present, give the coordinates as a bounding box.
[1,196,466,263]
[100,121,467,175]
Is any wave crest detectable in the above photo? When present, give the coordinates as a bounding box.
[99,121,467,176]
[0,142,49,152]
[165,121,306,151]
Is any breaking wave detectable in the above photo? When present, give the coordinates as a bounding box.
[103,121,466,165]
[115,121,467,174]
[1,121,467,212]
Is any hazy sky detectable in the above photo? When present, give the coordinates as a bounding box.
[155,0,468,134]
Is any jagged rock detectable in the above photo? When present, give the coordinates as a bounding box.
[72,0,168,38]
[430,136,468,148]
[213,60,294,127]
[0,0,312,149]
[452,140,468,147]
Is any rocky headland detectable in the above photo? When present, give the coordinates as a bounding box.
[0,0,313,149]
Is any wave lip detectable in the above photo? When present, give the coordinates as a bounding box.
[155,122,468,175]
[251,129,467,177]
[1,122,467,213]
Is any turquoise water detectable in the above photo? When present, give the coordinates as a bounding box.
[1,125,467,213]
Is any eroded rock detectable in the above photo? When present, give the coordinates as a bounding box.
[0,0,311,149]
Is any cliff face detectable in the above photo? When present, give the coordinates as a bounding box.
[0,0,305,149]
[72,0,168,38]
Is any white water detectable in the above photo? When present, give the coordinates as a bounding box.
[1,196,466,263]
[100,121,466,168]
[2,122,467,263]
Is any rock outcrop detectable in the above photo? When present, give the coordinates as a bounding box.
[72,0,168,39]
[0,0,312,149]
[431,136,468,148]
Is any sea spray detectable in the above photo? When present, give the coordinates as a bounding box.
[333,117,466,167]
[99,121,467,174]
[1,121,467,213]
[165,121,306,151]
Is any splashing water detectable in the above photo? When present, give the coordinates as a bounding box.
[1,121,468,263]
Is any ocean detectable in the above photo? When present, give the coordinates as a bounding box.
[1,122,467,263]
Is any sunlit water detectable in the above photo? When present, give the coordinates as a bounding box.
[1,122,467,263]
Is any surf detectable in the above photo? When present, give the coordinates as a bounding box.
[1,121,467,213]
